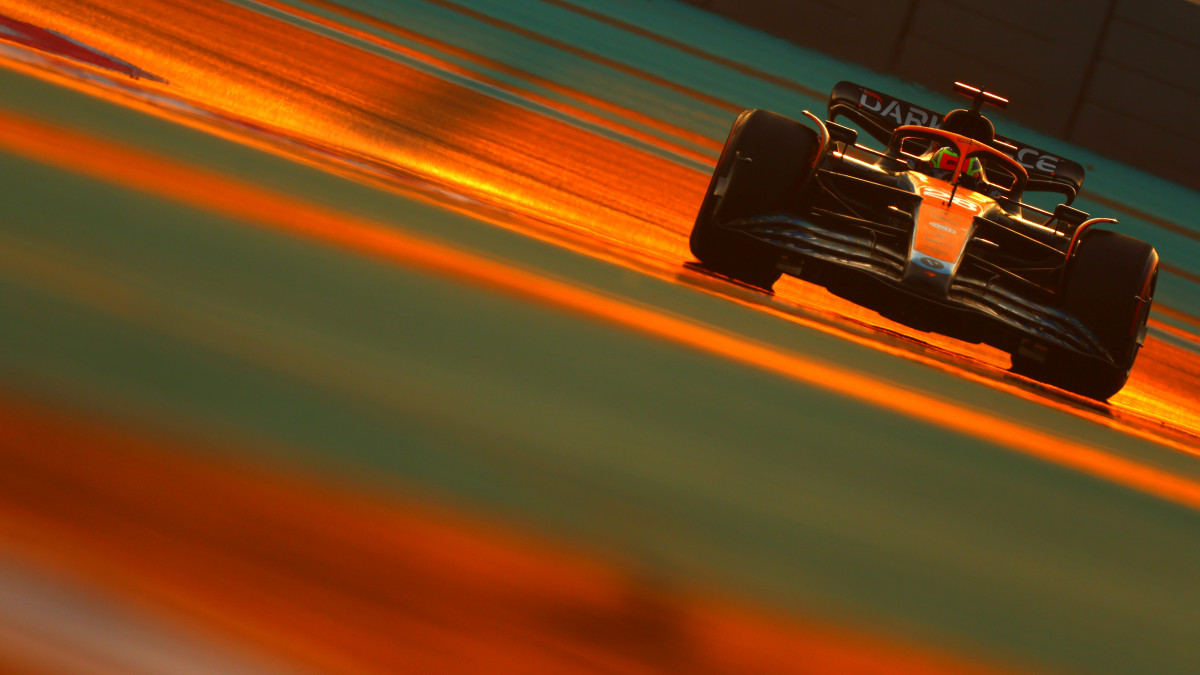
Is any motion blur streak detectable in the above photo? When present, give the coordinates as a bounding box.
[0,396,1007,675]
[5,109,1200,515]
[1157,304,1200,333]
[251,0,722,161]
[1113,338,1200,437]
[5,0,1200,443]
[0,0,705,254]
[407,0,743,113]
[1154,322,1200,350]
[535,0,826,98]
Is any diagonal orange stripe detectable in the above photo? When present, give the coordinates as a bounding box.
[1155,304,1200,332]
[0,393,1014,674]
[251,0,721,161]
[537,0,827,99]
[1153,318,1200,348]
[2,109,1200,513]
[412,0,743,114]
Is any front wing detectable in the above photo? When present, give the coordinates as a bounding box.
[721,213,1114,364]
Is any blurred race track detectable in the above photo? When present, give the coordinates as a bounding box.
[1,0,1200,673]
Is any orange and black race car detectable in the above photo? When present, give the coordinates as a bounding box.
[690,81,1157,400]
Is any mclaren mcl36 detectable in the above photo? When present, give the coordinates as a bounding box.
[690,81,1157,400]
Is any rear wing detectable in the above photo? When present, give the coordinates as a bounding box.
[827,81,1085,201]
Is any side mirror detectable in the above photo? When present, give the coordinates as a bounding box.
[825,121,858,146]
[1051,203,1090,234]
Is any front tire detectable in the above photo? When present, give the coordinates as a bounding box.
[1012,229,1157,400]
[690,110,820,290]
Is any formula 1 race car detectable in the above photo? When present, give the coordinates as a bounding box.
[691,81,1157,400]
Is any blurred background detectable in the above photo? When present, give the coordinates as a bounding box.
[0,0,1199,674]
[685,0,1200,190]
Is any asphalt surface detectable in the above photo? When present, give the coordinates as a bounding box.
[1,0,1199,673]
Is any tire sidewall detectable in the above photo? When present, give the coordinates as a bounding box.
[689,110,820,287]
[1062,229,1158,370]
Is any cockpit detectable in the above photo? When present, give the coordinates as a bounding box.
[888,126,1029,199]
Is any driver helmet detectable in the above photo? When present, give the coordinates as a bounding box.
[930,145,984,183]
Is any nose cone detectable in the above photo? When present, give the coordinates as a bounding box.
[902,253,955,297]
[903,174,986,299]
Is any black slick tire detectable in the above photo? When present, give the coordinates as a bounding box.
[1012,229,1157,400]
[690,110,820,291]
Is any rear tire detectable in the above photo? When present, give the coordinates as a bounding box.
[690,110,820,290]
[1012,229,1157,400]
